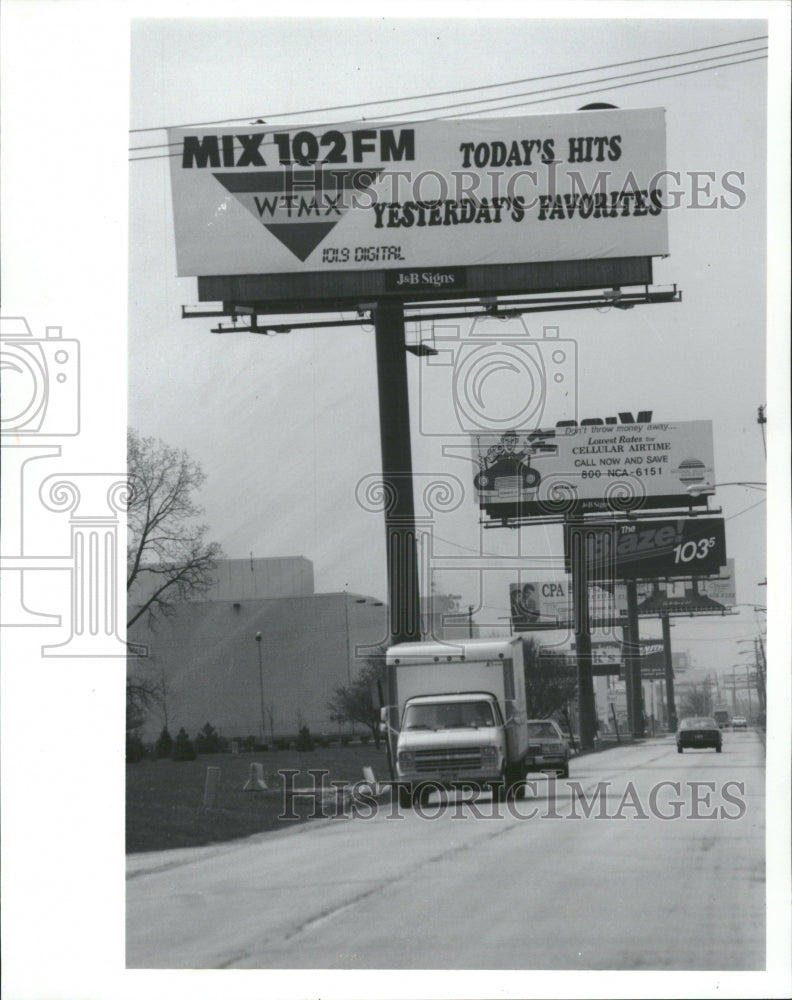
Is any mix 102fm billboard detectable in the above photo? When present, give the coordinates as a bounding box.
[167,108,668,280]
[473,420,715,518]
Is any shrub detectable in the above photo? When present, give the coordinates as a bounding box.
[172,727,196,761]
[126,734,146,763]
[295,726,314,752]
[155,728,173,759]
[274,737,291,750]
[194,722,228,754]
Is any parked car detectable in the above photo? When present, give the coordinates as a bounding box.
[524,719,570,778]
[731,716,748,729]
[676,716,722,753]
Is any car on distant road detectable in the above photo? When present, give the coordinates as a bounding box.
[731,715,748,729]
[525,719,570,778]
[676,716,722,753]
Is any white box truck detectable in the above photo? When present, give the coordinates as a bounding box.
[384,637,530,806]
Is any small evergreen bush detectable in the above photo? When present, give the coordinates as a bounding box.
[195,722,227,754]
[155,728,173,759]
[295,725,314,751]
[126,734,146,763]
[172,727,197,761]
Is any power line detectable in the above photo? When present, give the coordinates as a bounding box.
[130,36,767,159]
[725,497,767,521]
[129,34,767,134]
[432,54,766,121]
[129,51,767,160]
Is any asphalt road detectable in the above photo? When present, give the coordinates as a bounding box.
[126,730,765,970]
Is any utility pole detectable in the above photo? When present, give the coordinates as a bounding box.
[745,664,753,721]
[255,631,265,742]
[568,520,597,750]
[661,613,677,732]
[625,579,645,737]
[468,604,474,638]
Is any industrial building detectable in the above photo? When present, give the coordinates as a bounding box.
[127,557,388,742]
[127,557,474,743]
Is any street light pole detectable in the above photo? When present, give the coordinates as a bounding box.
[255,631,265,742]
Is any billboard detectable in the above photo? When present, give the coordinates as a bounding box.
[563,517,727,579]
[474,420,715,518]
[510,579,624,630]
[168,108,667,278]
[632,558,737,616]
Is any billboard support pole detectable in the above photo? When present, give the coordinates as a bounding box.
[569,520,597,751]
[373,300,422,764]
[373,299,421,646]
[626,580,646,738]
[622,621,633,733]
[661,612,677,732]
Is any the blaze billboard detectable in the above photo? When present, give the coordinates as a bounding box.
[473,420,715,518]
[563,517,727,579]
[167,108,668,278]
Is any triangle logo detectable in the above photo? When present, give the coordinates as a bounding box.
[213,167,384,262]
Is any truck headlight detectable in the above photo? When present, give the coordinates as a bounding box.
[481,746,499,764]
[398,751,415,771]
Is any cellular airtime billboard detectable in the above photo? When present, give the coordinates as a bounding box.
[167,108,668,285]
[473,419,715,518]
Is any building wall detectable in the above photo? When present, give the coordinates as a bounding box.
[128,591,388,742]
[128,556,314,616]
[204,556,314,601]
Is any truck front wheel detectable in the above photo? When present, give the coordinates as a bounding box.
[490,769,507,802]
[398,784,413,809]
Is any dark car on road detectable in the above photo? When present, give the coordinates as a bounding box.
[525,719,570,777]
[677,716,723,753]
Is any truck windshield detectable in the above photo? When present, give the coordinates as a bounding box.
[403,700,495,730]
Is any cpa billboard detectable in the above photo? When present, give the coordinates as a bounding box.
[474,420,715,517]
[168,108,667,277]
[510,579,623,630]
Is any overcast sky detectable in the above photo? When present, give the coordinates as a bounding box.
[127,13,775,682]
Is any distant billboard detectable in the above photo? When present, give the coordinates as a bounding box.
[564,517,727,579]
[474,420,715,518]
[168,108,667,283]
[631,559,737,616]
[510,579,623,630]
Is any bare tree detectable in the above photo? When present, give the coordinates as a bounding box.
[522,638,578,719]
[327,649,386,748]
[153,668,175,732]
[678,684,713,718]
[127,429,222,628]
